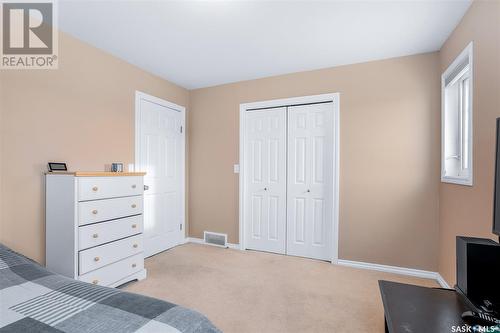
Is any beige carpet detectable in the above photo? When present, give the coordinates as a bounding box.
[124,243,437,333]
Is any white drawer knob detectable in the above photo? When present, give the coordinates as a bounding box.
[94,257,100,262]
[132,224,137,229]
[92,209,98,215]
[131,204,137,208]
[92,186,98,192]
[92,233,98,238]
[132,263,137,268]
[131,184,137,189]
[133,244,138,248]
[92,280,99,285]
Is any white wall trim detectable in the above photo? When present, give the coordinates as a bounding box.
[239,93,340,264]
[240,93,340,111]
[185,237,240,250]
[135,91,187,245]
[184,238,452,288]
[337,259,451,289]
[436,273,451,289]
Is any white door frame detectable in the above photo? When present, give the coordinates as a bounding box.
[239,93,340,264]
[134,91,187,244]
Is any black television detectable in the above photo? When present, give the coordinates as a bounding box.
[493,118,500,237]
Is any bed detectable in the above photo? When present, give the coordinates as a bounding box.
[0,244,221,333]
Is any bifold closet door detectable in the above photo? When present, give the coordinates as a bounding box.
[244,108,287,254]
[287,103,334,261]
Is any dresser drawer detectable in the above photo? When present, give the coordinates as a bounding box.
[78,177,143,201]
[78,215,143,250]
[79,253,143,287]
[78,196,143,226]
[79,234,143,274]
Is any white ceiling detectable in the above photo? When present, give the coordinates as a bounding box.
[58,0,471,90]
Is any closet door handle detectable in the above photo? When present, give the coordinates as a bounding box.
[264,187,268,191]
[306,189,311,193]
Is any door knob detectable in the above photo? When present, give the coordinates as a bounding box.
[307,189,311,193]
[144,185,149,191]
[264,187,268,191]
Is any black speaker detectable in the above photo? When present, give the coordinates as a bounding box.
[456,236,500,313]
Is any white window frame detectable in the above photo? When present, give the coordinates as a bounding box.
[441,42,473,186]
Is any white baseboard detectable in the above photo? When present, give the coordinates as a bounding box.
[337,259,451,289]
[184,239,451,288]
[436,273,451,289]
[185,237,240,250]
[227,243,240,250]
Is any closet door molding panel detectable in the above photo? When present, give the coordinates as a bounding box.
[287,103,334,261]
[243,108,287,254]
[239,93,340,263]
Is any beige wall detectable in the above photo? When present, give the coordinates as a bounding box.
[4,3,496,275]
[189,53,441,271]
[0,31,189,264]
[438,0,500,285]
[0,75,3,245]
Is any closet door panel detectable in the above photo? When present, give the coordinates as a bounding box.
[287,103,334,260]
[244,108,287,254]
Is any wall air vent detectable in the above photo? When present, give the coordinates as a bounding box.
[203,231,228,248]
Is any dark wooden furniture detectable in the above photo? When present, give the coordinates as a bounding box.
[379,280,471,333]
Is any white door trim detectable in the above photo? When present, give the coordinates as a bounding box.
[239,93,340,264]
[134,91,187,247]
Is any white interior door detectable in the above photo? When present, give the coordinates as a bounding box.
[137,95,185,257]
[286,103,334,260]
[244,108,287,254]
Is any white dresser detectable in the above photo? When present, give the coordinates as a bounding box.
[45,172,147,287]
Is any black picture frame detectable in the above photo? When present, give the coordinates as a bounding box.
[48,162,68,172]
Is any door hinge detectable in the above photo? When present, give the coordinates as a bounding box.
[180,224,183,231]
[180,126,183,133]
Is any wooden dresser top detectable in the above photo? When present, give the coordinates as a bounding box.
[45,171,146,177]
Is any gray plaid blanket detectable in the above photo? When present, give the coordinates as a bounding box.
[0,244,221,333]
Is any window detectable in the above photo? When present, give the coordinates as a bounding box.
[442,42,473,186]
